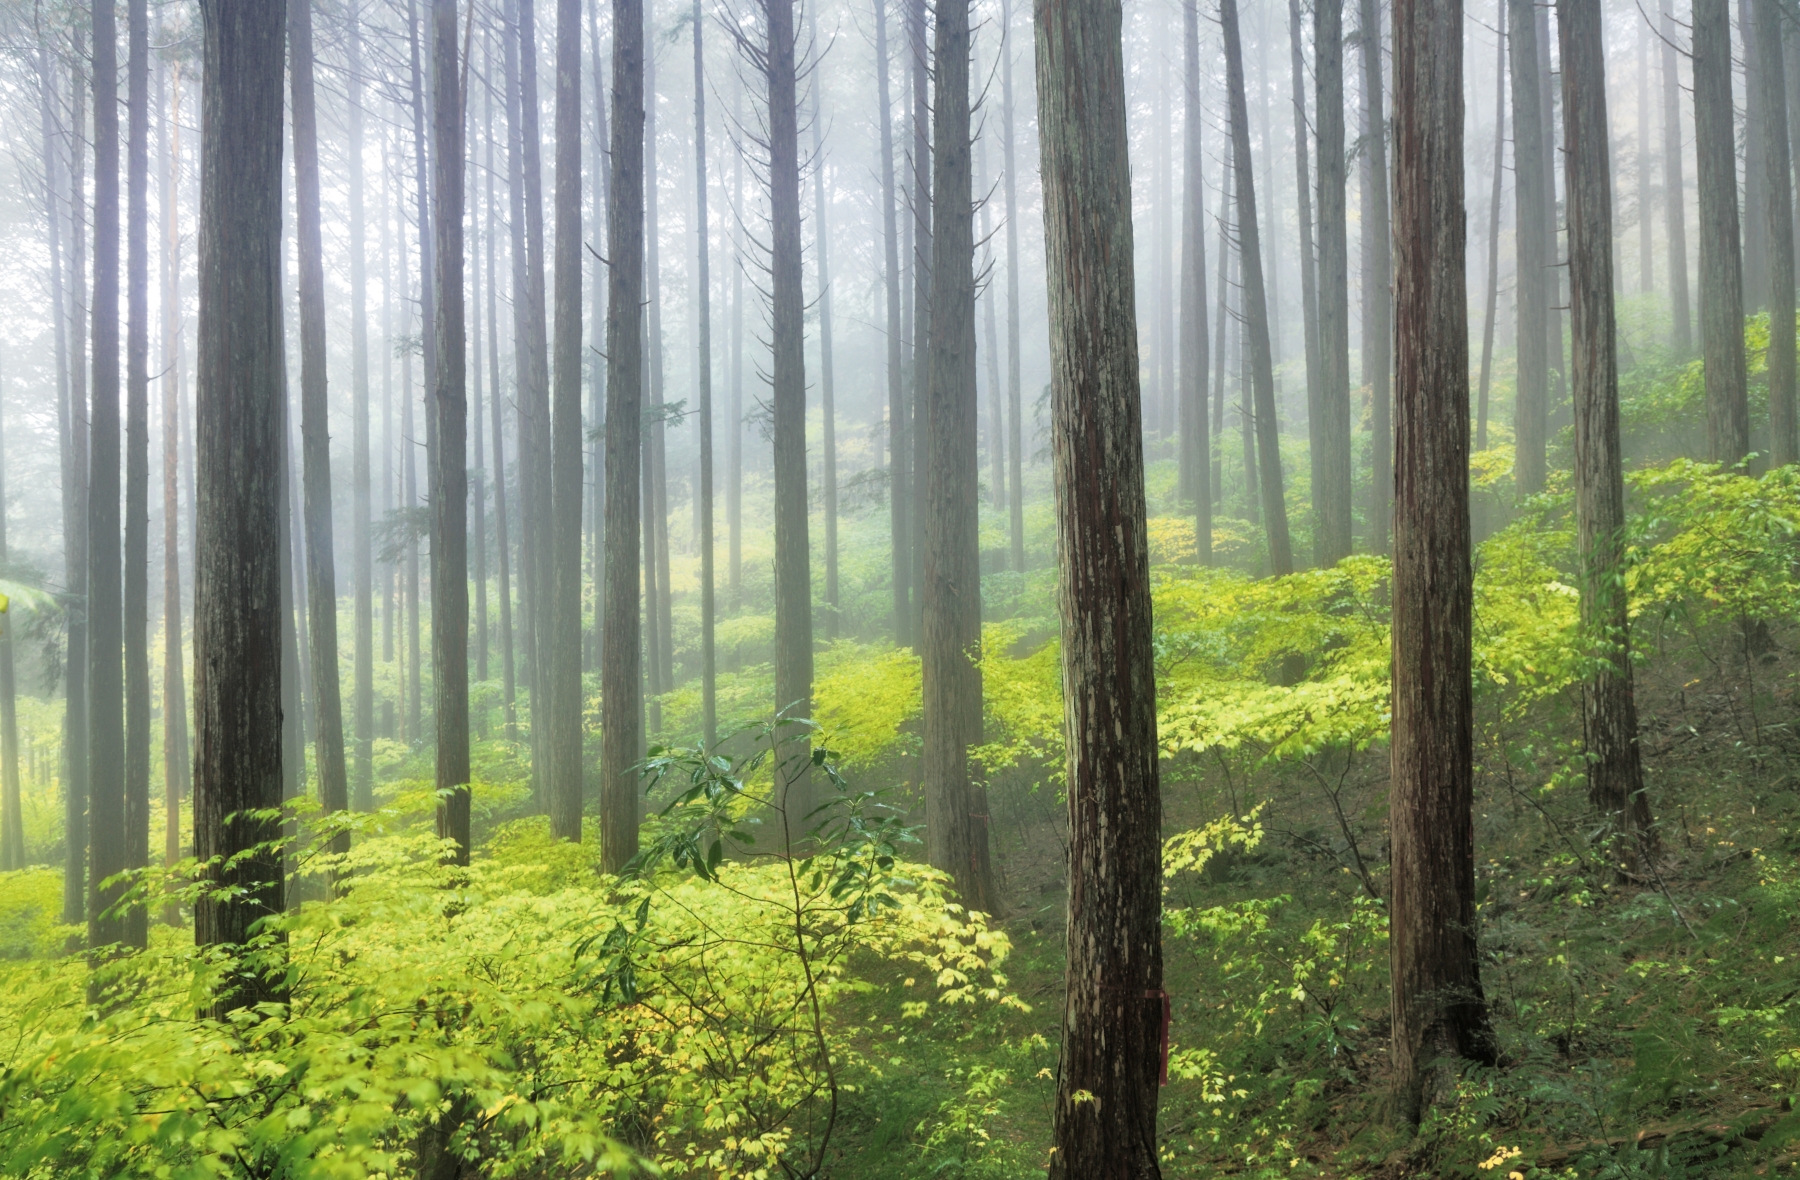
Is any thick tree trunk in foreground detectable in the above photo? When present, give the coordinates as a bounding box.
[1313,0,1351,567]
[1692,0,1748,464]
[1760,0,1799,467]
[1507,0,1548,496]
[291,0,349,855]
[1222,0,1293,577]
[124,0,151,951]
[430,0,471,864]
[1360,0,1392,552]
[1389,0,1495,1127]
[194,0,288,1015]
[548,0,584,843]
[1183,0,1210,564]
[877,0,908,641]
[601,0,646,874]
[89,0,127,955]
[1560,0,1655,871]
[348,4,375,811]
[923,0,994,913]
[1037,0,1165,1172]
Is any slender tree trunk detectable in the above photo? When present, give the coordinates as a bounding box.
[979,135,1004,518]
[88,0,127,956]
[1693,0,1748,464]
[1002,0,1025,573]
[1183,0,1210,565]
[1213,161,1231,507]
[601,0,646,874]
[1223,0,1293,576]
[809,12,840,641]
[291,0,349,861]
[193,0,288,1015]
[1662,5,1692,353]
[1314,0,1351,567]
[471,130,489,696]
[877,0,908,641]
[489,107,519,743]
[1760,0,1799,466]
[429,0,471,863]
[404,6,427,751]
[694,0,717,748]
[158,51,189,895]
[1359,0,1392,553]
[1389,0,1496,1125]
[729,89,745,617]
[1036,0,1165,1167]
[643,29,673,712]
[1742,0,1768,314]
[767,0,815,833]
[1560,0,1655,870]
[549,0,584,843]
[1290,0,1320,557]
[923,0,994,913]
[1508,0,1548,495]
[123,0,152,951]
[588,0,609,676]
[1476,10,1505,464]
[1638,19,1653,295]
[909,0,930,648]
[1536,3,1564,437]
[348,4,375,811]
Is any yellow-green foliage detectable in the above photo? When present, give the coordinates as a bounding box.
[813,641,921,769]
[1628,459,1800,625]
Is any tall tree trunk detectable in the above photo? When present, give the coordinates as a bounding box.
[1183,0,1211,565]
[1389,0,1496,1125]
[1760,0,1799,466]
[877,0,909,641]
[1223,0,1293,576]
[694,0,717,748]
[193,0,288,1015]
[1536,3,1564,437]
[1036,0,1165,1167]
[158,50,189,894]
[1213,160,1231,507]
[601,0,646,874]
[1560,0,1655,871]
[809,12,839,642]
[291,0,350,861]
[471,124,490,696]
[979,135,1004,517]
[488,88,519,743]
[349,3,375,811]
[1693,0,1748,463]
[405,4,427,751]
[549,0,585,843]
[1508,0,1548,496]
[429,0,471,863]
[729,86,744,617]
[923,0,994,913]
[1290,0,1321,559]
[642,34,665,736]
[88,0,127,956]
[1002,0,1025,573]
[1638,19,1653,295]
[1314,0,1351,567]
[909,0,930,649]
[1662,5,1692,353]
[767,0,814,834]
[588,0,608,676]
[1359,0,1392,552]
[1476,9,1505,466]
[1742,0,1768,314]
[123,0,151,951]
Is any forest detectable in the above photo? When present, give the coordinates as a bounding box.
[0,0,1796,1174]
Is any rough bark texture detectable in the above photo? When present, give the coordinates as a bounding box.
[430,0,471,864]
[1559,0,1655,871]
[1314,0,1351,567]
[694,0,717,748]
[601,0,645,874]
[193,0,288,1014]
[548,0,585,842]
[1036,0,1165,1171]
[349,4,375,811]
[1182,0,1210,565]
[1359,0,1392,552]
[1661,5,1691,354]
[88,0,126,955]
[1761,0,1799,467]
[1507,0,1548,496]
[1003,0,1025,573]
[1692,0,1748,464]
[877,0,908,641]
[923,0,993,914]
[291,0,349,856]
[1222,0,1293,576]
[124,0,151,950]
[1389,0,1495,1126]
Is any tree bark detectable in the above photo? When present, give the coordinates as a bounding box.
[291,0,349,861]
[1662,4,1692,353]
[1037,0,1165,1167]
[1389,0,1495,1125]
[1223,0,1293,577]
[1002,0,1024,573]
[601,0,646,874]
[1559,0,1655,871]
[1693,0,1748,464]
[1476,8,1505,463]
[1742,0,1768,315]
[193,0,288,1015]
[1314,0,1351,567]
[1759,0,1799,467]
[123,0,152,950]
[1507,0,1548,496]
[89,0,128,955]
[1290,0,1320,559]
[158,49,189,893]
[643,31,673,726]
[348,3,375,811]
[923,0,994,913]
[1359,0,1392,553]
[1183,0,1211,565]
[694,0,718,749]
[429,0,471,863]
[877,0,909,641]
[548,0,585,843]
[909,0,931,649]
